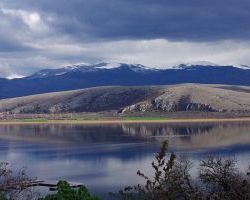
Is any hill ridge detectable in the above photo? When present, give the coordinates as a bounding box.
[0,84,250,115]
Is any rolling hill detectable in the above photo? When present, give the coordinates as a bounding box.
[0,84,250,115]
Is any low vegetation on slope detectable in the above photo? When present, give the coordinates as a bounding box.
[0,84,250,114]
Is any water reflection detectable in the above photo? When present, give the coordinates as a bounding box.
[0,124,147,144]
[121,122,250,149]
[0,123,250,150]
[0,122,249,198]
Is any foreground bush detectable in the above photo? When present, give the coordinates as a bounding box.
[114,140,250,200]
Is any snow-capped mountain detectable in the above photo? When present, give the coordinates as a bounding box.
[1,62,250,99]
[26,62,157,79]
[27,61,250,79]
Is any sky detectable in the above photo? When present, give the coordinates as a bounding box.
[1,0,250,77]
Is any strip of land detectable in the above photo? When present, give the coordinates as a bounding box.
[1,117,250,125]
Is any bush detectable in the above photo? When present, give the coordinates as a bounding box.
[40,181,100,200]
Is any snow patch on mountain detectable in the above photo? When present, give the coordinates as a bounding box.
[64,62,89,70]
[6,74,25,80]
[184,61,219,66]
[171,61,219,70]
[237,65,250,70]
[93,62,121,69]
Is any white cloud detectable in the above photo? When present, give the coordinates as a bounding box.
[75,39,250,68]
[3,38,250,77]
[1,8,47,32]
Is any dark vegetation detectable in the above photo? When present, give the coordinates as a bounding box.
[0,141,249,200]
[39,181,99,200]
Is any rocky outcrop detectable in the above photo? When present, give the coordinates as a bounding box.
[120,84,250,114]
[120,101,154,113]
[121,99,216,113]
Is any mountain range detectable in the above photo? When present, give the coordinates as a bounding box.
[1,62,250,99]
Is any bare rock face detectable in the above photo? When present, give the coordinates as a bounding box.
[121,101,154,113]
[121,98,216,113]
[184,103,215,112]
[120,84,250,114]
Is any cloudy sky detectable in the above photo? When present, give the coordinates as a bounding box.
[1,0,250,77]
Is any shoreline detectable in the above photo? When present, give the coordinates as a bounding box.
[1,117,250,125]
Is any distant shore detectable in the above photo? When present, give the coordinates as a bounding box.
[1,117,250,125]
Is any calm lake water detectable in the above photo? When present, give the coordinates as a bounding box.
[0,122,249,198]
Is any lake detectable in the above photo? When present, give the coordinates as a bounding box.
[0,122,249,198]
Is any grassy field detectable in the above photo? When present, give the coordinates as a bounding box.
[1,116,250,125]
[18,118,49,122]
[123,116,169,120]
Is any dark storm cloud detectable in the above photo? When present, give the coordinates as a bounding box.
[0,37,31,52]
[0,27,36,52]
[3,0,250,41]
[2,0,250,77]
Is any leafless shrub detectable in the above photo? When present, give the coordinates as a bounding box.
[0,162,39,200]
[200,156,250,200]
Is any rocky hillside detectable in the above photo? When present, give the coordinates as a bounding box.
[0,84,250,114]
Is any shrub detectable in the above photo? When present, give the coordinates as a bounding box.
[40,181,100,200]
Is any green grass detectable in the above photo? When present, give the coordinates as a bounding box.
[123,116,169,120]
[17,118,49,122]
[4,116,171,122]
